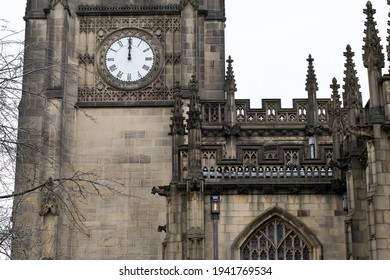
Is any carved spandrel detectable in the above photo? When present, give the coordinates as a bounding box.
[79,17,181,42]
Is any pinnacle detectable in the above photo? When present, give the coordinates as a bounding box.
[330,78,340,94]
[363,1,384,69]
[305,54,318,93]
[225,55,237,93]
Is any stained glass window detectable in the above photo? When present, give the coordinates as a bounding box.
[241,218,311,260]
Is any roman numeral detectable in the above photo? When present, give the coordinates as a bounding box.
[142,65,150,71]
[127,73,131,81]
[145,57,153,61]
[109,48,118,53]
[116,71,123,78]
[143,48,150,53]
[117,41,124,47]
[138,71,142,78]
[107,58,114,62]
[109,64,117,72]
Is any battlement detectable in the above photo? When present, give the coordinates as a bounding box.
[202,98,331,125]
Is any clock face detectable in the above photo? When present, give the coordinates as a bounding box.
[105,36,155,83]
[97,28,163,91]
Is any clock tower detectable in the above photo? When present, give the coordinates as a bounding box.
[13,0,226,259]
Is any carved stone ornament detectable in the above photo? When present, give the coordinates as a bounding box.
[382,122,390,131]
[314,185,329,195]
[347,126,373,140]
[263,185,275,195]
[331,178,346,194]
[237,185,249,195]
[50,0,69,11]
[288,185,301,194]
[79,53,95,65]
[363,2,385,70]
[97,28,164,91]
[78,3,182,15]
[180,0,199,9]
[39,189,59,216]
[209,185,223,195]
[151,185,170,198]
[186,227,204,241]
[222,124,241,137]
[157,225,167,232]
[189,177,201,192]
[359,150,368,167]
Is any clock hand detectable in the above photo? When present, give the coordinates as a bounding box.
[128,37,132,60]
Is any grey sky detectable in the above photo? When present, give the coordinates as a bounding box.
[1,1,389,107]
[225,0,389,107]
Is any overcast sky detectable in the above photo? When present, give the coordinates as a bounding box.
[1,1,389,107]
[225,0,389,107]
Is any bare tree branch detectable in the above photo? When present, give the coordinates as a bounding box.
[0,20,133,260]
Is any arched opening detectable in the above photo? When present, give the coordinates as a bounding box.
[231,206,322,260]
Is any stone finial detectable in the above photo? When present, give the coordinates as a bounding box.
[169,82,186,136]
[329,78,344,133]
[187,75,201,130]
[343,45,362,109]
[305,54,319,94]
[363,1,384,70]
[225,56,237,94]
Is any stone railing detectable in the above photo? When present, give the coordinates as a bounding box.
[202,164,332,180]
[201,99,330,125]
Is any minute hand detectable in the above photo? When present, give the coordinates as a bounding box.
[128,37,132,60]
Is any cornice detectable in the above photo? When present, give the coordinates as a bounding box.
[76,4,182,16]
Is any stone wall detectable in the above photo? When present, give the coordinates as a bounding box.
[59,107,172,259]
[204,194,347,260]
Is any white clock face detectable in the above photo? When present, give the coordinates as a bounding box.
[105,36,155,83]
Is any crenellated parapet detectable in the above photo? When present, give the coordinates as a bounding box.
[202,98,331,127]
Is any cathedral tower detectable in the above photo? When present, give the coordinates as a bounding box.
[12,0,226,259]
[13,0,390,261]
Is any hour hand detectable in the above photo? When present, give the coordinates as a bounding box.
[128,37,132,60]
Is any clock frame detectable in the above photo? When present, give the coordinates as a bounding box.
[97,28,163,91]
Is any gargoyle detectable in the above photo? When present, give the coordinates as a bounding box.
[347,126,373,139]
[158,225,167,232]
[151,185,170,197]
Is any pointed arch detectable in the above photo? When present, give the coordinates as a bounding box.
[231,206,322,260]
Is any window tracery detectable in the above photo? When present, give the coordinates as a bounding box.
[236,104,246,122]
[266,103,277,122]
[241,218,311,260]
[284,150,299,166]
[298,103,307,122]
[318,102,328,122]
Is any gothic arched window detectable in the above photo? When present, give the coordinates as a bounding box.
[241,217,311,260]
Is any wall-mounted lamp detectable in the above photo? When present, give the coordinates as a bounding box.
[210,195,220,260]
[210,195,220,215]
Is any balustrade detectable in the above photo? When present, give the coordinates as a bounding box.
[202,164,332,180]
